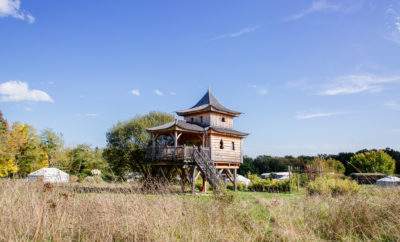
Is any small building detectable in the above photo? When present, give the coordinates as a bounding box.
[146,89,248,192]
[27,167,69,183]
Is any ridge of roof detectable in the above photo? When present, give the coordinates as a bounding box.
[177,90,241,116]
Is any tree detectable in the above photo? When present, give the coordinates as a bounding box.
[238,156,256,175]
[9,123,49,176]
[65,144,110,179]
[0,111,8,133]
[384,148,400,174]
[103,112,174,178]
[253,155,288,174]
[40,129,64,167]
[306,157,345,175]
[349,150,395,174]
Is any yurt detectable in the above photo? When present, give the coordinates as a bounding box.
[27,167,69,183]
[376,176,400,187]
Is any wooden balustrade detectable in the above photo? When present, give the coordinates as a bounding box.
[146,145,210,162]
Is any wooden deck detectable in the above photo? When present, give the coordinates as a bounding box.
[146,145,211,163]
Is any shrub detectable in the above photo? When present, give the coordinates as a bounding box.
[307,176,360,196]
[349,150,395,174]
[226,182,247,191]
[248,174,290,192]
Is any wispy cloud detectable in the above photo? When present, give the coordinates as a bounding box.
[85,113,98,118]
[169,91,176,96]
[384,100,400,111]
[319,74,400,96]
[0,0,35,23]
[284,0,363,22]
[249,84,268,96]
[0,80,53,102]
[295,111,344,120]
[210,25,260,41]
[154,89,164,96]
[131,89,140,96]
[385,6,400,45]
[285,0,341,21]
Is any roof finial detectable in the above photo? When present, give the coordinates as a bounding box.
[208,85,211,93]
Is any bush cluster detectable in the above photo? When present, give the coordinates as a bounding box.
[306,176,360,196]
[247,174,290,192]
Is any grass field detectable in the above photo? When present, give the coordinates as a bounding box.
[0,180,399,241]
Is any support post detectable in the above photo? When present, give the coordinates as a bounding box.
[233,169,237,191]
[191,166,197,194]
[201,174,207,193]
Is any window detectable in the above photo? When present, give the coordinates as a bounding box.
[190,117,194,123]
[232,141,235,150]
[221,117,226,122]
[219,139,224,149]
[200,116,203,123]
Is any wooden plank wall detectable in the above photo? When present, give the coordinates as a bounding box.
[210,135,242,163]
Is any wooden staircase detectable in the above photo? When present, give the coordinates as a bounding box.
[192,148,223,192]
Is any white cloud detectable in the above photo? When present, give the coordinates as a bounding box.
[154,89,164,96]
[319,74,400,96]
[169,91,176,96]
[85,113,98,118]
[0,0,35,23]
[295,111,343,120]
[384,100,400,111]
[0,81,53,102]
[131,89,140,96]
[285,0,341,21]
[210,25,260,41]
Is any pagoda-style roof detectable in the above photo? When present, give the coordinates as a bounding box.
[176,90,241,116]
[147,120,204,133]
[147,120,248,137]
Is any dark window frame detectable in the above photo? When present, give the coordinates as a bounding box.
[219,139,224,149]
[232,141,235,150]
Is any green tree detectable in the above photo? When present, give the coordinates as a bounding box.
[307,157,345,174]
[65,144,110,179]
[0,111,8,133]
[238,156,256,175]
[40,129,64,167]
[103,111,174,178]
[349,150,395,174]
[384,148,400,174]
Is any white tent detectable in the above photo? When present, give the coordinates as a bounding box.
[376,176,400,187]
[27,167,69,183]
[236,175,251,186]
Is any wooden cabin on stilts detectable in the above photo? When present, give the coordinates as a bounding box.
[146,89,248,193]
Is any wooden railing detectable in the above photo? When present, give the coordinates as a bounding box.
[146,145,211,162]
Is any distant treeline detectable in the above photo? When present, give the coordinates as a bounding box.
[238,148,400,176]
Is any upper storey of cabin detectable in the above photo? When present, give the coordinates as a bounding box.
[176,90,241,129]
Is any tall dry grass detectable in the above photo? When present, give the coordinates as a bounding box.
[0,180,268,241]
[264,187,400,241]
[1,179,400,241]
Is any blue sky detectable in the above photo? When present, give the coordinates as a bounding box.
[1,0,400,157]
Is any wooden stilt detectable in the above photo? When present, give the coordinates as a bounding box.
[201,174,207,193]
[233,168,237,191]
[191,166,197,194]
[179,167,186,193]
